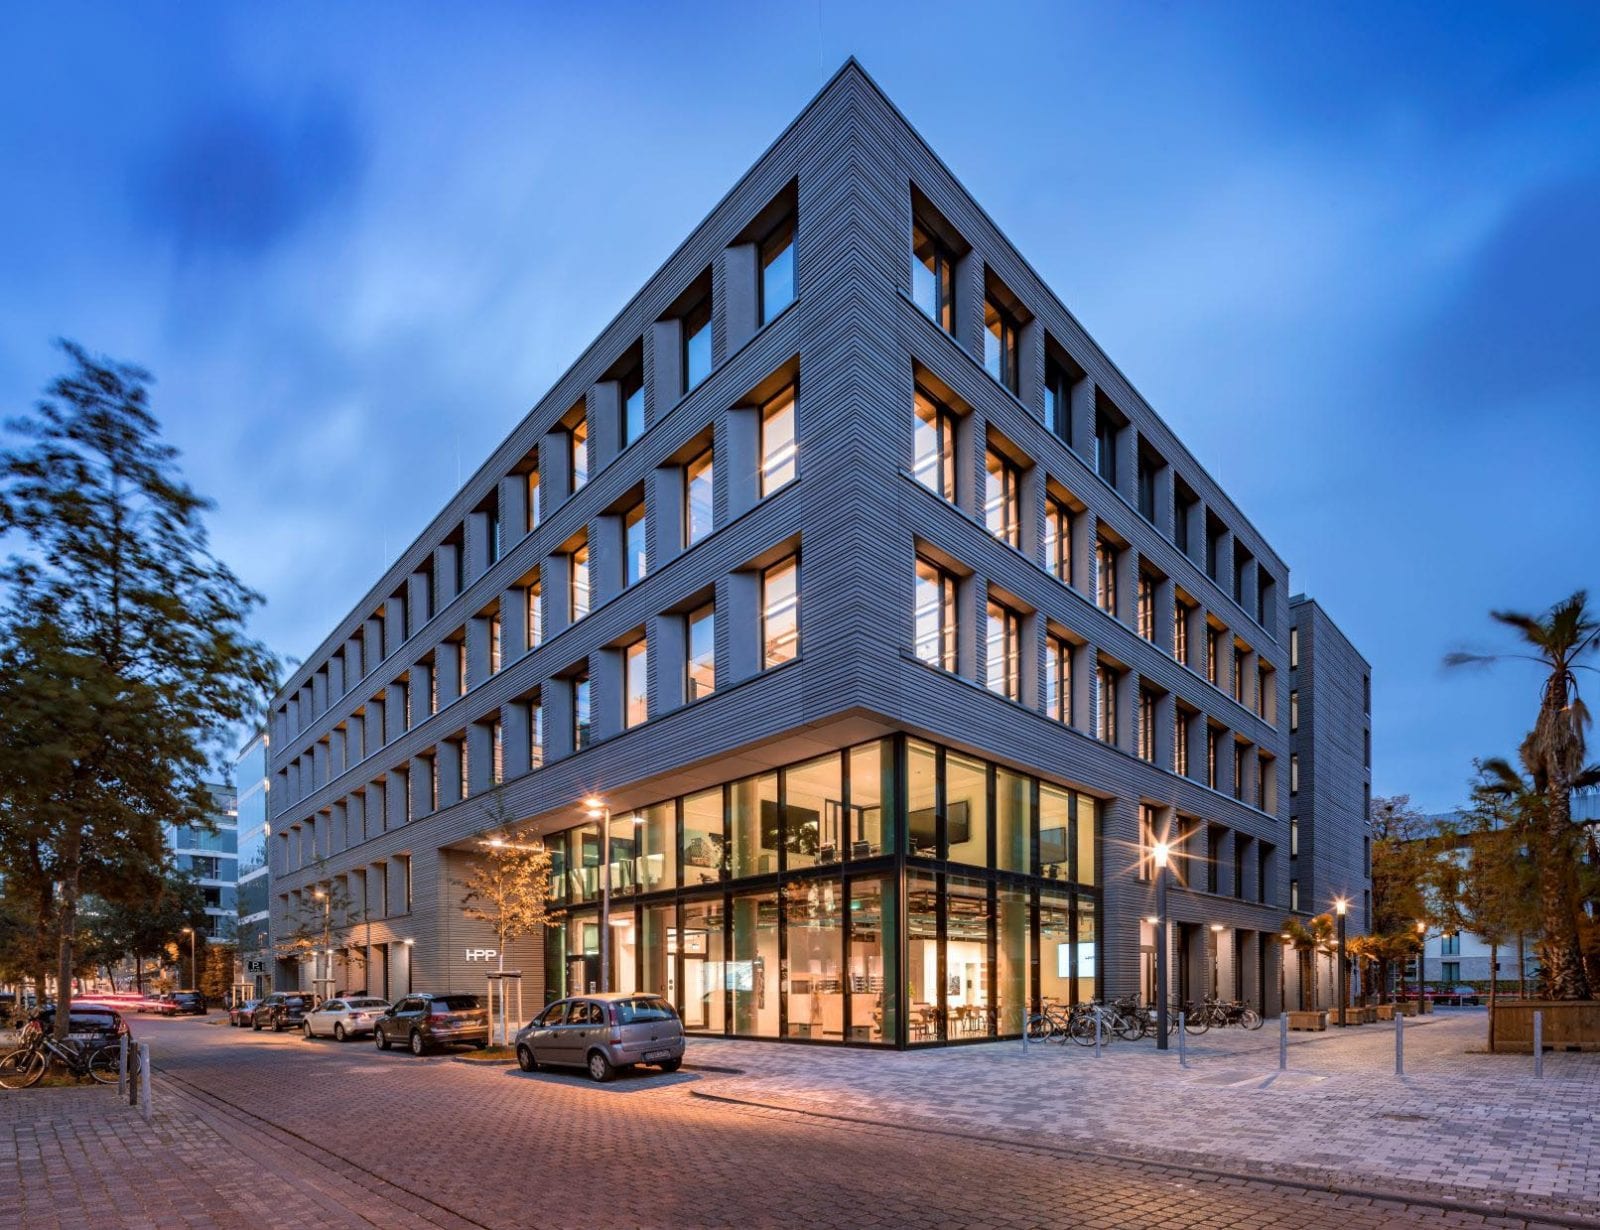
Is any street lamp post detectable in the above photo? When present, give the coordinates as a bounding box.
[1209,923,1223,999]
[585,797,610,992]
[1414,919,1427,1008]
[313,889,333,1001]
[1334,898,1348,1026]
[180,927,197,989]
[1152,842,1171,1050]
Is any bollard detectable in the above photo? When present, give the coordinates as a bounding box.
[1093,1010,1102,1058]
[1533,1011,1543,1079]
[118,1033,129,1099]
[1279,1012,1288,1070]
[1177,1012,1187,1068]
[137,1042,151,1122]
[1395,1011,1404,1076]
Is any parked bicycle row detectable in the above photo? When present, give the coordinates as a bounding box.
[1025,995,1264,1046]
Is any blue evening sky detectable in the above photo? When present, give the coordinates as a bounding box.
[1,3,1596,812]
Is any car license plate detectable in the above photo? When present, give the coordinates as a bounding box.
[644,1049,672,1062]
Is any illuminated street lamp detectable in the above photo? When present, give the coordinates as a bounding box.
[1152,842,1171,1051]
[1334,897,1349,1025]
[1414,919,1427,1007]
[179,926,197,989]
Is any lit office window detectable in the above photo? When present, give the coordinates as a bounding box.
[687,604,716,700]
[986,601,1020,700]
[682,296,712,393]
[1044,498,1071,582]
[623,503,648,587]
[625,640,649,729]
[569,544,590,622]
[984,449,1020,547]
[526,579,542,650]
[911,220,955,332]
[529,700,544,769]
[1289,689,1299,732]
[1045,635,1071,723]
[1139,688,1157,761]
[491,719,503,784]
[762,557,799,667]
[760,385,797,496]
[570,416,589,491]
[760,214,796,324]
[984,297,1020,393]
[489,614,502,674]
[1174,708,1190,776]
[1174,600,1191,665]
[573,672,591,751]
[912,390,957,503]
[526,468,541,532]
[685,446,714,547]
[1137,574,1155,641]
[1096,537,1119,617]
[1097,664,1118,744]
[913,557,958,671]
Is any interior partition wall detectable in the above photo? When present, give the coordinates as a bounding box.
[539,733,1101,1048]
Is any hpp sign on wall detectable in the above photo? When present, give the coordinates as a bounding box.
[465,948,498,962]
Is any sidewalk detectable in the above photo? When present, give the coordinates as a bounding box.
[686,1009,1600,1222]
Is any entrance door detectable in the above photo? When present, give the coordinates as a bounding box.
[568,955,599,996]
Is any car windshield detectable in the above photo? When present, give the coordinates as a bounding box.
[284,997,308,1007]
[348,999,387,1009]
[614,996,677,1024]
[430,996,481,1013]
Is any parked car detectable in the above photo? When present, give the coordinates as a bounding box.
[165,990,207,1016]
[25,1003,131,1040]
[229,998,262,1028]
[514,993,684,1082]
[303,997,390,1041]
[374,993,489,1055]
[253,992,313,1032]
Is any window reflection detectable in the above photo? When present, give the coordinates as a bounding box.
[784,877,841,1039]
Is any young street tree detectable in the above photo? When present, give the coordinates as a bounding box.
[0,342,277,1039]
[1448,592,1600,999]
[1367,794,1438,1001]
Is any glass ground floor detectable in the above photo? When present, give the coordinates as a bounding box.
[539,734,1100,1048]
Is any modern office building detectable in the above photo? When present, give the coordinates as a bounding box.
[234,730,273,999]
[167,783,238,942]
[267,61,1365,1044]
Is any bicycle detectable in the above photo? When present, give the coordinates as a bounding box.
[0,1030,121,1089]
[1068,1000,1129,1046]
[1024,999,1073,1042]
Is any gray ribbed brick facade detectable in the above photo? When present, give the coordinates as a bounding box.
[265,61,1347,1041]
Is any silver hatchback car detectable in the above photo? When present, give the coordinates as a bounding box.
[515,993,685,1082]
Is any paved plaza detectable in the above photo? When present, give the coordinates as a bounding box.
[0,1009,1593,1229]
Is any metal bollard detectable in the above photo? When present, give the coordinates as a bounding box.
[1395,1012,1404,1076]
[118,1033,129,1098]
[1279,1011,1288,1070]
[1177,1012,1187,1068]
[1093,1010,1102,1058]
[1533,1011,1543,1079]
[137,1042,151,1122]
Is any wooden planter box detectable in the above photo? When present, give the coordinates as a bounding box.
[1375,1003,1397,1021]
[1489,1000,1600,1053]
[1287,1010,1327,1031]
[1335,1006,1366,1026]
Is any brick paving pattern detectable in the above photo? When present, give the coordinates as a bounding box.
[0,1010,1590,1229]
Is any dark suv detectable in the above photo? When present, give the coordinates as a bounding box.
[253,992,312,1032]
[167,990,207,1015]
[374,993,489,1055]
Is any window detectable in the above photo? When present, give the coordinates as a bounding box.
[1441,932,1460,957]
[1138,806,1156,883]
[1044,357,1073,443]
[1442,960,1460,983]
[491,719,503,784]
[1207,626,1223,687]
[1364,728,1371,768]
[1257,665,1272,721]
[427,662,438,715]
[569,544,590,622]
[1096,663,1119,744]
[624,640,648,729]
[1045,635,1072,723]
[528,699,544,769]
[623,503,648,587]
[985,600,1020,700]
[1290,878,1299,911]
[913,557,958,671]
[1095,409,1118,486]
[457,641,468,697]
[911,219,955,332]
[570,416,589,491]
[621,364,646,448]
[686,604,716,700]
[1173,706,1191,776]
[1289,689,1299,732]
[760,385,797,496]
[984,297,1019,393]
[1137,573,1156,641]
[486,506,502,566]
[1363,674,1371,715]
[1174,483,1196,556]
[1095,537,1118,617]
[1137,452,1158,522]
[682,296,712,394]
[912,390,957,502]
[1207,726,1221,789]
[489,614,502,674]
[1289,753,1299,796]
[762,557,799,667]
[1364,835,1372,876]
[984,449,1020,547]
[1289,626,1300,670]
[526,468,541,533]
[759,213,795,324]
[1232,646,1246,703]
[1289,816,1299,857]
[684,446,714,546]
[573,672,591,751]
[526,579,542,650]
[1174,600,1192,666]
[1043,498,1071,582]
[1138,688,1157,761]
[1233,742,1246,801]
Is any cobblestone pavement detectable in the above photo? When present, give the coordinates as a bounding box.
[688,1008,1600,1219]
[0,1011,1591,1229]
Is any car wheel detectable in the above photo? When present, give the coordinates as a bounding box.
[409,1030,426,1057]
[274,1019,284,1032]
[334,1023,346,1042]
[303,1022,314,1039]
[376,1027,391,1051]
[516,1045,538,1073]
[253,1019,262,1031]
[587,1050,614,1083]
[658,1058,682,1073]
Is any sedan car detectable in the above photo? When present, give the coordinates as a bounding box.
[515,993,684,1082]
[229,999,262,1028]
[303,996,390,1041]
[167,990,207,1015]
[253,992,312,1032]
[374,993,489,1055]
[26,1004,131,1040]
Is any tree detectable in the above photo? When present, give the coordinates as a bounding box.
[1367,794,1439,1001]
[1448,592,1600,999]
[0,341,278,1038]
[1283,913,1335,1010]
[276,864,367,997]
[461,840,553,971]
[200,943,236,1002]
[82,868,208,994]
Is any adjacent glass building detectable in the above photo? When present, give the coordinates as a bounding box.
[234,730,272,997]
[541,735,1099,1046]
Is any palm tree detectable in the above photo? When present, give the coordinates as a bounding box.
[1283,913,1336,1010]
[1449,592,1600,999]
